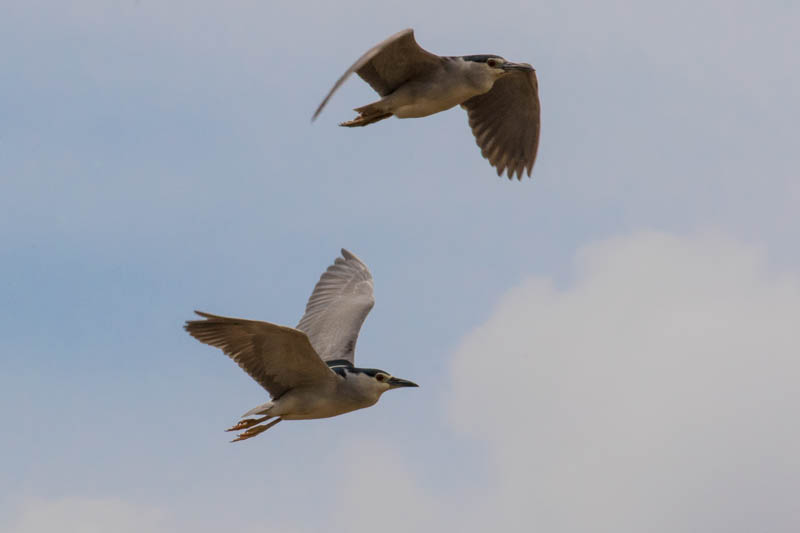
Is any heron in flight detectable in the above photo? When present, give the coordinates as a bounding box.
[313,28,541,179]
[184,249,418,442]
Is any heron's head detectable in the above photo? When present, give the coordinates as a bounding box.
[337,366,419,402]
[329,361,419,402]
[462,55,534,80]
[362,368,419,393]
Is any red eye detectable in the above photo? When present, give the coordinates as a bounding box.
[376,374,386,382]
[487,59,497,67]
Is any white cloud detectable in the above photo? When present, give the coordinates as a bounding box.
[6,498,169,533]
[4,497,301,533]
[446,231,800,532]
[331,439,442,533]
[8,232,798,533]
[328,231,800,533]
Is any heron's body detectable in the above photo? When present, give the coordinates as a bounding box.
[184,250,418,442]
[313,29,541,179]
[368,58,496,119]
[242,366,385,420]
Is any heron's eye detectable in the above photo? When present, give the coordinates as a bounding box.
[376,374,387,382]
[487,58,501,68]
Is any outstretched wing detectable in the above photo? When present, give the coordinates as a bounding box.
[296,249,375,364]
[312,28,443,120]
[462,68,541,179]
[185,311,335,399]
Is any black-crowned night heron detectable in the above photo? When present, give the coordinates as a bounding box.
[184,249,418,442]
[313,28,541,179]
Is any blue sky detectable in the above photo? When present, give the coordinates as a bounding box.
[1,1,799,532]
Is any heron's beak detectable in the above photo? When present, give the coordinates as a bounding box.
[502,62,534,72]
[388,377,419,389]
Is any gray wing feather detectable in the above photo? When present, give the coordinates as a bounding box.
[296,249,375,364]
[184,311,335,399]
[312,28,443,120]
[461,68,541,179]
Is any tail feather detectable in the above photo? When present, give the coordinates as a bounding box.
[242,401,273,418]
[354,102,384,115]
[340,112,393,127]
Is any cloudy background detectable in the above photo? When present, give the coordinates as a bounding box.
[1,1,798,531]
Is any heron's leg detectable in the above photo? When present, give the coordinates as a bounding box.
[231,418,282,443]
[226,415,271,432]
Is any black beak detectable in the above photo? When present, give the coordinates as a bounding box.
[388,377,419,389]
[502,61,534,72]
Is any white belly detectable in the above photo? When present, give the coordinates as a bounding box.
[389,81,485,118]
[272,386,378,420]
[393,99,459,118]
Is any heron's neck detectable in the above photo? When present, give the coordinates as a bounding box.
[327,359,353,379]
[445,57,497,94]
[334,366,385,404]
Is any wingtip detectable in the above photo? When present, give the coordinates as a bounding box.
[388,28,414,38]
[339,248,369,268]
[498,162,533,181]
[312,97,329,122]
[184,311,208,331]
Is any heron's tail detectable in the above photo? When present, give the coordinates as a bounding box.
[242,401,273,417]
[340,111,393,127]
[339,102,393,127]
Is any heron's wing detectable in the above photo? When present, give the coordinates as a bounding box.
[296,249,375,364]
[184,311,335,399]
[312,28,443,120]
[461,68,541,179]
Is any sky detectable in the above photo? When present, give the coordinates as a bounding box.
[1,1,798,531]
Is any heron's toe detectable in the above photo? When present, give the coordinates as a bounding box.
[230,424,270,443]
[229,418,282,443]
[225,418,259,432]
[230,432,255,443]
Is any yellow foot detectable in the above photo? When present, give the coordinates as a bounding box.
[225,415,270,432]
[339,116,367,127]
[339,111,392,127]
[230,418,282,443]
